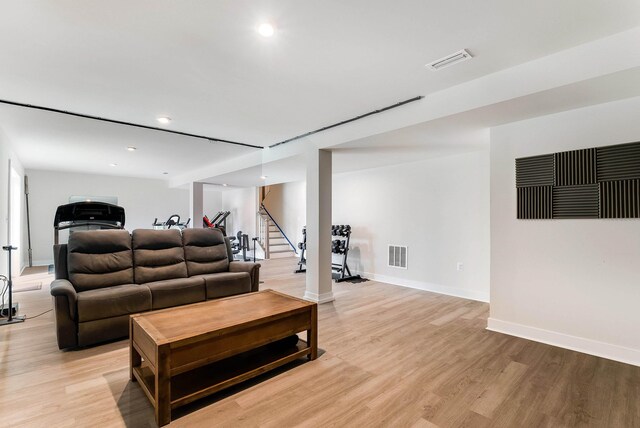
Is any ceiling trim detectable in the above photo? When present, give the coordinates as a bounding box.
[269,95,424,148]
[0,98,264,150]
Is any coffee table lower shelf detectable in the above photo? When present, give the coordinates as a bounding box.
[132,340,310,411]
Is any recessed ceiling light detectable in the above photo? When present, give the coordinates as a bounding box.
[222,183,228,187]
[156,116,172,124]
[109,163,118,167]
[260,175,267,180]
[257,22,275,38]
[162,172,169,175]
[127,146,137,151]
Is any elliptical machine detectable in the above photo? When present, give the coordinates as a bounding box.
[152,214,191,230]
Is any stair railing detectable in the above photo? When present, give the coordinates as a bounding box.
[257,211,270,259]
[260,203,297,254]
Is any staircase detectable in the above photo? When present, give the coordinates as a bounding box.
[257,206,296,259]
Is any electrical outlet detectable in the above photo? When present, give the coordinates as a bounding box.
[456,262,464,272]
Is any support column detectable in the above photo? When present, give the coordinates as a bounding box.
[304,148,334,304]
[189,182,204,228]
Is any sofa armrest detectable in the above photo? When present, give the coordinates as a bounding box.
[229,261,261,292]
[50,279,79,349]
[50,279,77,319]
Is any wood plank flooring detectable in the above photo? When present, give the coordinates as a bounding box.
[1,257,639,427]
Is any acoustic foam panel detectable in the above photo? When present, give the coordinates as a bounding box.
[555,148,596,186]
[517,186,552,219]
[516,141,640,219]
[515,154,554,187]
[600,179,640,218]
[597,142,640,181]
[552,185,599,219]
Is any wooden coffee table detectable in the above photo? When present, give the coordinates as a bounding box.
[129,289,318,426]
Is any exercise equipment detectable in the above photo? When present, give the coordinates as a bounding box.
[152,215,191,230]
[24,176,33,267]
[54,201,125,244]
[203,211,230,235]
[230,231,250,261]
[0,246,25,326]
[294,228,307,273]
[295,225,361,282]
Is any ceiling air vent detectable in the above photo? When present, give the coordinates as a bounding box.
[426,49,472,71]
[388,245,408,269]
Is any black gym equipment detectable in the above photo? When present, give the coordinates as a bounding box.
[295,224,361,282]
[230,231,250,261]
[152,214,191,230]
[294,228,307,274]
[203,211,230,236]
[54,201,126,245]
[24,176,33,267]
[0,246,25,326]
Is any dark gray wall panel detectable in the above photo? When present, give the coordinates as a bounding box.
[600,180,640,218]
[517,186,552,219]
[555,148,596,186]
[597,142,640,181]
[552,185,599,219]
[515,154,554,188]
[516,141,640,220]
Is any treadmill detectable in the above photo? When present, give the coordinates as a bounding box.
[54,201,126,244]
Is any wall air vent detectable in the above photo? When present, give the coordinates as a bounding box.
[388,245,408,269]
[426,49,473,71]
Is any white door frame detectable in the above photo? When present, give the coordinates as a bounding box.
[7,159,22,277]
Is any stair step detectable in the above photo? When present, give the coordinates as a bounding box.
[269,243,290,247]
[269,251,296,259]
[270,248,295,254]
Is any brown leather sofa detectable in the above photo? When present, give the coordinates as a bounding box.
[50,228,260,349]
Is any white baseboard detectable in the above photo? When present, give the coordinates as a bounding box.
[360,272,489,303]
[303,290,335,304]
[487,317,640,367]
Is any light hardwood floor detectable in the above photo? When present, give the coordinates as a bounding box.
[1,257,639,427]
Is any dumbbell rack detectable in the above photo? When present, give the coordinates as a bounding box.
[294,228,307,274]
[294,225,361,283]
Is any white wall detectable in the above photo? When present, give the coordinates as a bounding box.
[257,149,491,302]
[26,169,192,265]
[221,186,257,238]
[0,128,26,275]
[263,181,306,247]
[489,96,640,366]
[203,186,223,222]
[333,149,491,301]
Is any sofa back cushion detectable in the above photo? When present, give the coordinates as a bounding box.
[182,228,229,276]
[67,230,134,292]
[132,229,188,284]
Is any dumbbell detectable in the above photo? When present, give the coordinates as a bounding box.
[331,239,341,253]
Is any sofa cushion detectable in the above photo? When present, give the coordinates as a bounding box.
[195,272,251,299]
[182,228,230,276]
[67,230,134,292]
[77,283,151,322]
[145,276,206,309]
[132,229,188,284]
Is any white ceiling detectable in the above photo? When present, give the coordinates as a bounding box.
[1,1,640,179]
[199,66,640,187]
